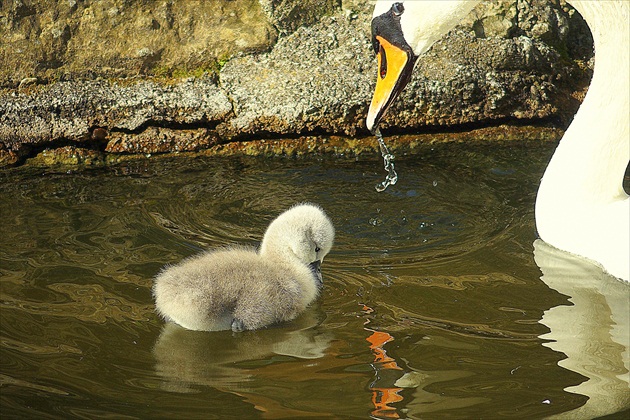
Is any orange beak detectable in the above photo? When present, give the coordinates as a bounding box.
[366,35,416,132]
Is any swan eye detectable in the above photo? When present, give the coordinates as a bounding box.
[315,246,321,253]
[392,2,404,16]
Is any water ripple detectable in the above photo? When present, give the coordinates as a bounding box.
[2,145,616,418]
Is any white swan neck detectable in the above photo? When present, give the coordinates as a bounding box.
[386,1,480,56]
[539,1,629,202]
[536,1,630,281]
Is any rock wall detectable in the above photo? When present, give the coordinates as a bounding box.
[1,0,277,85]
[0,0,592,167]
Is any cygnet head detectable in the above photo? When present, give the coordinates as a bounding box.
[259,203,335,269]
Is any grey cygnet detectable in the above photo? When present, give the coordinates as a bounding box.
[153,203,335,332]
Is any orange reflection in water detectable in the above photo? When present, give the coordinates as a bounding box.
[363,304,404,419]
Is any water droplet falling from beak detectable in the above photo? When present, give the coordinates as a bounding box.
[373,127,398,192]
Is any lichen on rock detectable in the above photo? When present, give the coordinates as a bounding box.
[0,0,277,86]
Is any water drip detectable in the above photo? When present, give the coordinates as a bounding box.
[374,128,398,192]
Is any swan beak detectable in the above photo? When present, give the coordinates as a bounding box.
[309,260,323,286]
[366,35,416,132]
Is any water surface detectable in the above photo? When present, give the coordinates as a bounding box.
[1,141,628,418]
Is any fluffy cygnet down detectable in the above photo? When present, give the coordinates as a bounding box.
[153,203,335,332]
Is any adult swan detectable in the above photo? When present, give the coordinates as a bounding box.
[367,1,629,282]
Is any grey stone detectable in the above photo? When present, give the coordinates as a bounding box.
[219,14,374,138]
[0,78,231,164]
[259,0,340,34]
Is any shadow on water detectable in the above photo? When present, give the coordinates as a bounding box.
[1,141,628,418]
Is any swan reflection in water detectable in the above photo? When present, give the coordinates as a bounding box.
[362,243,629,419]
[535,239,630,418]
[152,244,628,417]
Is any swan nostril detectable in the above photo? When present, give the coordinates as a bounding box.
[379,45,387,79]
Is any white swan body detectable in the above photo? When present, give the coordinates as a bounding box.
[368,1,629,281]
[153,203,335,331]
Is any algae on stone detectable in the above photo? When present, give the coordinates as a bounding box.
[0,0,277,86]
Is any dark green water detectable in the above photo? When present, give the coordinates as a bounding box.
[1,142,628,419]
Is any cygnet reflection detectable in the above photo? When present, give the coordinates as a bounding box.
[153,203,335,331]
[152,307,333,394]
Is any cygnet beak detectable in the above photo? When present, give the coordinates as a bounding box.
[309,260,323,287]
